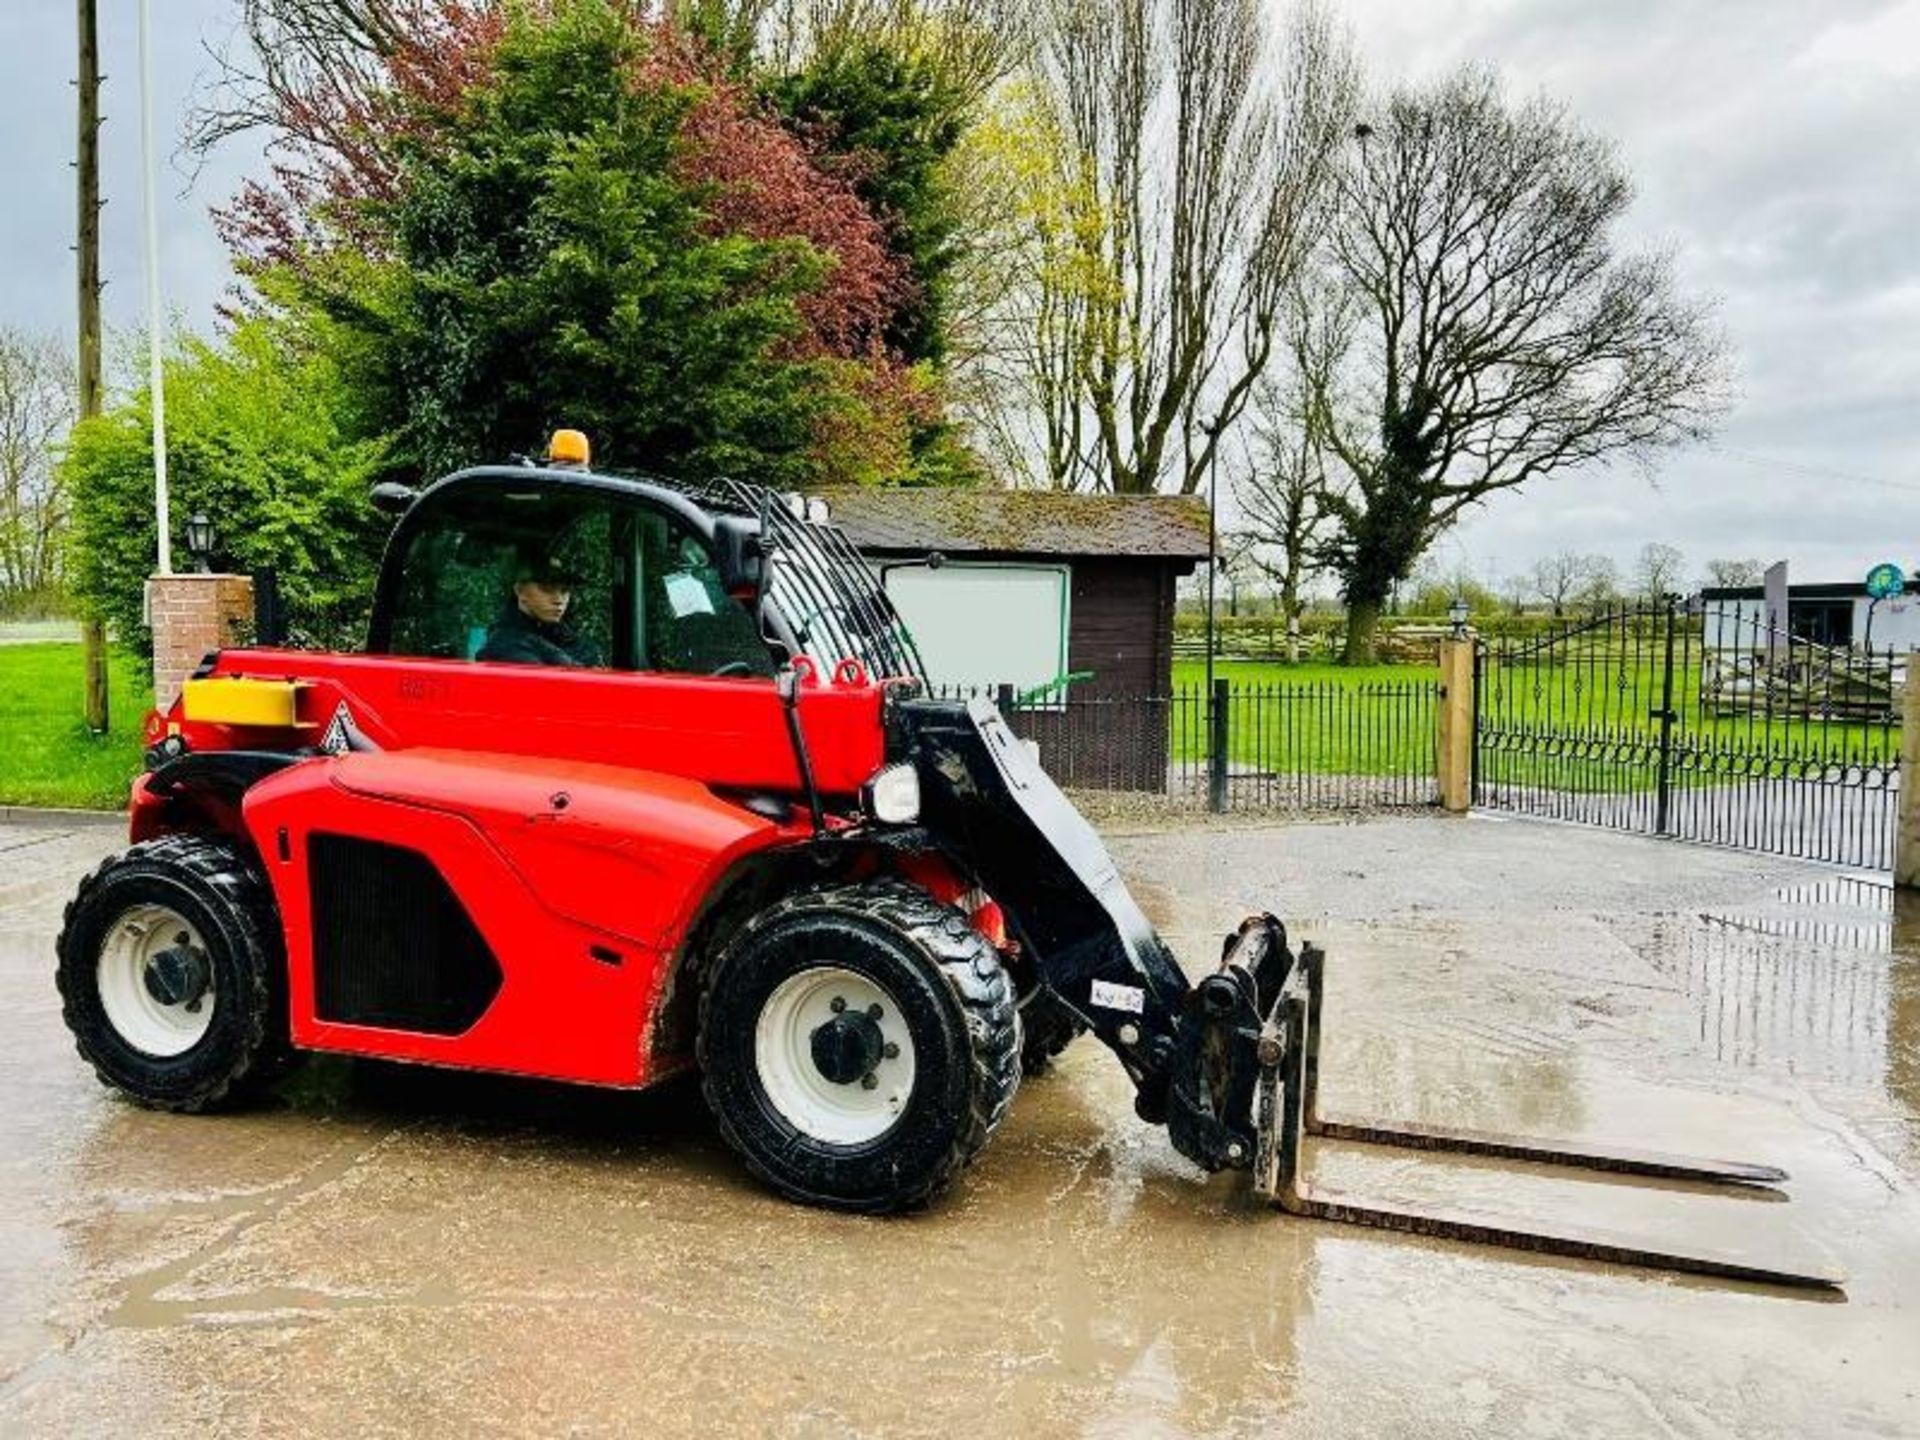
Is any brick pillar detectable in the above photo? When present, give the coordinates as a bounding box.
[1436,634,1476,814]
[148,573,255,713]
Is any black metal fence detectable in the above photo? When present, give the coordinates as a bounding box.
[1475,599,1904,869]
[931,678,1440,812]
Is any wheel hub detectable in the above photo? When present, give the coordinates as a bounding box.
[143,937,210,1010]
[96,903,217,1058]
[809,1007,884,1085]
[754,967,917,1145]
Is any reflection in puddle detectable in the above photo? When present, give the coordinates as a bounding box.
[1654,878,1920,1110]
[1654,914,1889,1083]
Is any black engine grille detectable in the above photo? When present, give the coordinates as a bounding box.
[310,833,502,1034]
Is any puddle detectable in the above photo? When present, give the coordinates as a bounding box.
[8,822,1920,1436]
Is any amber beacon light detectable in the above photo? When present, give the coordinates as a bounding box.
[547,429,591,467]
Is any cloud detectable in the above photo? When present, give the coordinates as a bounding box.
[1337,0,1920,584]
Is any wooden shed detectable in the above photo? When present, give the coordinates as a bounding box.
[814,488,1211,790]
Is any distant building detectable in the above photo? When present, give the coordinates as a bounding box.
[1701,574,1920,652]
[814,488,1212,788]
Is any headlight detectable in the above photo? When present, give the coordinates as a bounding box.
[862,763,920,824]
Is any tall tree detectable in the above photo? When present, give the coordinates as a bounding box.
[1296,67,1726,661]
[765,41,969,365]
[753,0,1033,103]
[0,331,78,601]
[965,0,1353,494]
[192,1,428,158]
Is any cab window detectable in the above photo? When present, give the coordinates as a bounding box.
[384,486,772,678]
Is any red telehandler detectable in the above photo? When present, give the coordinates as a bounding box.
[56,442,1836,1290]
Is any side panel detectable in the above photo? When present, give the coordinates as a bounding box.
[190,648,886,797]
[240,755,800,1086]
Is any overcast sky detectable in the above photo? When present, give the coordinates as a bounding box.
[5,0,1917,593]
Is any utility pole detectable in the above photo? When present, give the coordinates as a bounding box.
[76,0,109,732]
[139,0,171,577]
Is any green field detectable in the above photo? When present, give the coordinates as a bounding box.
[1164,659,1438,777]
[0,644,150,810]
[1160,653,1899,792]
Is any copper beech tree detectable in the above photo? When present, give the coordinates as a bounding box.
[213,0,936,485]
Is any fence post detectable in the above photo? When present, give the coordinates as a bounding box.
[1208,677,1230,813]
[1436,634,1476,813]
[1898,652,1920,890]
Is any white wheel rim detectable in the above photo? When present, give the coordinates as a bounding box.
[96,903,215,1058]
[754,966,917,1145]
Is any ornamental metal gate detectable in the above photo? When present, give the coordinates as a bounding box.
[1474,599,1904,870]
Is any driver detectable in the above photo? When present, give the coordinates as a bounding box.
[477,550,603,667]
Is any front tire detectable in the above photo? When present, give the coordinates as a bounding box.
[56,835,289,1112]
[698,880,1020,1212]
[1018,989,1088,1075]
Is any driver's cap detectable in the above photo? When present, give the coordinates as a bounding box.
[515,549,584,585]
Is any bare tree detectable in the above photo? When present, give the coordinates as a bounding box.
[1234,367,1339,642]
[756,0,1034,99]
[1532,551,1621,616]
[0,330,77,601]
[1529,550,1587,617]
[1702,557,1765,590]
[1634,541,1686,604]
[1214,528,1260,616]
[1574,554,1618,614]
[190,1,419,159]
[1497,568,1530,616]
[963,0,1355,494]
[1293,66,1727,661]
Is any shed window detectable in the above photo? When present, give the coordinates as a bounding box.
[883,563,1071,703]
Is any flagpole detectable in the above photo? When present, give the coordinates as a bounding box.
[138,0,171,574]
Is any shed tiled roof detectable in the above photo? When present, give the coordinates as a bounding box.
[810,488,1212,560]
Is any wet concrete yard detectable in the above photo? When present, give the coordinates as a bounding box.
[3,811,1918,1437]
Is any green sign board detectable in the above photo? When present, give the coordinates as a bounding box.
[1865,562,1907,600]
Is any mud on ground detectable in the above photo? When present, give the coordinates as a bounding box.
[1,812,1916,1438]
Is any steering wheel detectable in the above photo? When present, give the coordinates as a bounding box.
[710,660,757,678]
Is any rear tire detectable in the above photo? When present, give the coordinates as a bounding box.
[56,835,289,1112]
[698,879,1020,1212]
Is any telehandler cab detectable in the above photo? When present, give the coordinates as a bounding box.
[57,441,1837,1290]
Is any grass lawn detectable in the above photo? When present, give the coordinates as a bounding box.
[1164,658,1437,776]
[1159,652,1898,791]
[0,643,150,810]
[1170,658,1419,688]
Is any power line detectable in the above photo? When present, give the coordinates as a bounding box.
[1710,445,1920,495]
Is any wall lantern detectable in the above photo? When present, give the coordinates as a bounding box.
[185,512,215,573]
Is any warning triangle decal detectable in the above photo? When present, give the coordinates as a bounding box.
[320,702,354,755]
